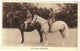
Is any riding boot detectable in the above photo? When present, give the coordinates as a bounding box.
[49,24,52,32]
[48,23,51,32]
[25,23,27,30]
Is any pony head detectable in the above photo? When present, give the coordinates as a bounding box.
[32,15,47,25]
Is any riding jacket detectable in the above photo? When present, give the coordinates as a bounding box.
[24,13,32,23]
[48,12,55,22]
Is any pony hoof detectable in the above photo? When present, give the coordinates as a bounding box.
[21,42,23,43]
[45,43,48,45]
[21,41,24,43]
[40,41,43,43]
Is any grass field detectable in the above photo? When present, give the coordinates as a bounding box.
[2,28,77,47]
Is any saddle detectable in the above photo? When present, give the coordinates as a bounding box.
[27,22,31,28]
[27,22,34,28]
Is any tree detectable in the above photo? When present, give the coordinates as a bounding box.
[56,3,77,28]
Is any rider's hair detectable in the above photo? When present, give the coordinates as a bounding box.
[27,9,31,13]
[33,10,37,15]
[50,8,53,11]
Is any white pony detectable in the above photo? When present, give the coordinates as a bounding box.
[32,15,69,45]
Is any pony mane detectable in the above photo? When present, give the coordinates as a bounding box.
[37,15,47,25]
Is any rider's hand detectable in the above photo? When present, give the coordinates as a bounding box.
[31,21,34,25]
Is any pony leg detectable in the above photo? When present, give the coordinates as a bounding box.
[37,30,43,43]
[21,31,24,43]
[62,24,69,46]
[44,32,48,45]
[59,30,65,38]
[59,30,65,45]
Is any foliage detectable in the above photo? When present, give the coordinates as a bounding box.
[56,3,77,28]
[3,3,77,28]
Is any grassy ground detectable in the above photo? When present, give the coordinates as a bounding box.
[2,28,77,47]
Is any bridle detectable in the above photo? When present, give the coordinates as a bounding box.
[32,15,48,26]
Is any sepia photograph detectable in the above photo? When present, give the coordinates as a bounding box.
[2,2,77,47]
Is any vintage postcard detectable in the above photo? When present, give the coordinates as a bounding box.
[1,0,78,51]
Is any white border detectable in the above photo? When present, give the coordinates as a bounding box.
[0,0,79,51]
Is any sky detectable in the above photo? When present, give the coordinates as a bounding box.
[33,3,60,11]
